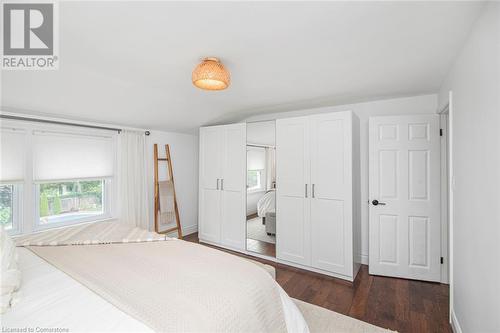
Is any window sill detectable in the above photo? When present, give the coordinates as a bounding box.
[13,217,118,238]
[33,215,116,233]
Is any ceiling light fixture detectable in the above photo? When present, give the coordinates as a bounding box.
[192,57,230,91]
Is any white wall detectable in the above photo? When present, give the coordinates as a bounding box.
[146,131,199,235]
[438,3,500,332]
[244,94,438,263]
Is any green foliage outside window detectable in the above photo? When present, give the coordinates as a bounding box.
[53,196,62,215]
[39,180,103,218]
[40,192,49,217]
[0,207,11,227]
[0,185,13,228]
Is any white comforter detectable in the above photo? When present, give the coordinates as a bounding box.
[4,222,308,333]
[258,190,276,217]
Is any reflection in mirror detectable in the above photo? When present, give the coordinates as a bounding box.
[246,120,276,258]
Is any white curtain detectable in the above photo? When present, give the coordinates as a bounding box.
[118,130,150,230]
[265,147,276,190]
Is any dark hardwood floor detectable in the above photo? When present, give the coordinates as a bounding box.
[184,232,451,333]
[246,238,276,257]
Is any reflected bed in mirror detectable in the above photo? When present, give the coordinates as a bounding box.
[246,120,276,258]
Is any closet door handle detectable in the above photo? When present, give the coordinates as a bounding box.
[305,184,308,198]
[221,179,224,191]
[216,179,220,190]
[312,184,315,198]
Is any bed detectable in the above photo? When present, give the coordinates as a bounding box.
[2,222,308,332]
[257,189,276,218]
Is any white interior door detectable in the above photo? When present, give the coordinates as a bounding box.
[220,124,246,250]
[310,112,353,276]
[369,115,441,282]
[276,116,311,265]
[199,127,222,243]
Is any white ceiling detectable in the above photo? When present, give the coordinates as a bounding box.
[1,1,484,133]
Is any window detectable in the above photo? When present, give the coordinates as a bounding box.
[0,184,21,233]
[1,123,116,235]
[247,147,266,192]
[247,170,264,191]
[37,179,109,227]
[32,130,115,230]
[1,128,25,234]
[0,185,14,230]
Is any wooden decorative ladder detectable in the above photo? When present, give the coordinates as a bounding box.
[153,144,182,238]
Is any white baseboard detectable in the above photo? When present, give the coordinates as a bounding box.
[450,309,462,333]
[166,224,197,237]
[182,224,198,236]
[356,253,368,265]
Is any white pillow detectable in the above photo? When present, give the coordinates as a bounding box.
[0,226,21,313]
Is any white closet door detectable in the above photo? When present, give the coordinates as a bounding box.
[276,116,311,265]
[200,127,222,190]
[220,124,246,250]
[199,127,222,243]
[310,112,353,276]
[369,115,441,282]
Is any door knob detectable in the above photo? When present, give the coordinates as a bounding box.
[372,199,386,206]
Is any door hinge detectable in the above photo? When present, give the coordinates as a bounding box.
[440,257,444,264]
[440,128,443,136]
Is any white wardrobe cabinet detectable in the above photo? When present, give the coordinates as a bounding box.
[198,123,246,251]
[276,111,361,281]
[199,111,360,282]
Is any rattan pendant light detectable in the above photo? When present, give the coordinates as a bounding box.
[192,57,230,90]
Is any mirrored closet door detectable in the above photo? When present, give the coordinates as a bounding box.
[246,121,276,257]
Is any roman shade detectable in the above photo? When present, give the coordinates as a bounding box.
[0,128,26,182]
[247,147,265,170]
[32,131,114,181]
